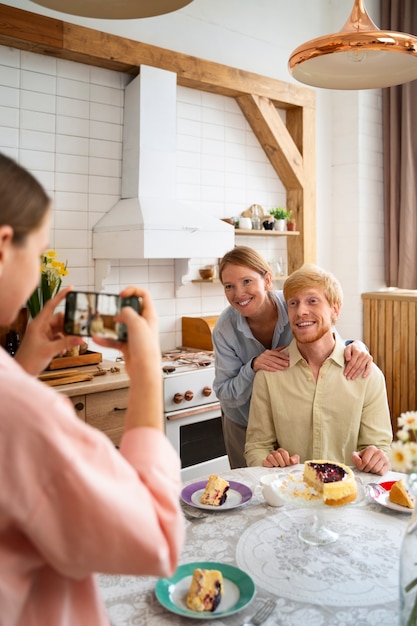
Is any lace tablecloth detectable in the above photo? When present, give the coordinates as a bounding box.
[99,466,409,626]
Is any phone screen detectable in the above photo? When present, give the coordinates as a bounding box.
[64,291,141,341]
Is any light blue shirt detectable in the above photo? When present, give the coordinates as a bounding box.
[212,290,292,428]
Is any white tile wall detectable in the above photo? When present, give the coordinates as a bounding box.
[0,45,287,350]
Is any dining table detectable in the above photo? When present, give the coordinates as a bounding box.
[99,465,410,626]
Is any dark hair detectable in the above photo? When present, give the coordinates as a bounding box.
[0,153,50,245]
[218,246,272,283]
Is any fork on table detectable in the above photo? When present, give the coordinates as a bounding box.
[367,482,387,498]
[241,598,276,625]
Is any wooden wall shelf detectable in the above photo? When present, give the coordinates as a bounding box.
[234,229,299,236]
[192,275,287,284]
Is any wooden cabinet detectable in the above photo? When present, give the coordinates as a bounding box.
[68,389,128,447]
[70,388,128,446]
[57,361,130,446]
[362,291,417,434]
[70,394,86,421]
[90,388,127,446]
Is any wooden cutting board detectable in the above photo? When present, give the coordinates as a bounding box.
[46,350,102,370]
[38,371,94,386]
[181,316,218,351]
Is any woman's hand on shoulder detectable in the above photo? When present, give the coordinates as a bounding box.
[252,347,289,373]
[15,286,84,376]
[343,340,373,380]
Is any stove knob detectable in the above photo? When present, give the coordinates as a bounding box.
[202,386,212,397]
[184,390,194,401]
[173,393,184,404]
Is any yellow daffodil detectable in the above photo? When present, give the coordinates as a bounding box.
[27,250,68,318]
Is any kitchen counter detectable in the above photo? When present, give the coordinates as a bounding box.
[51,360,130,446]
[53,360,130,397]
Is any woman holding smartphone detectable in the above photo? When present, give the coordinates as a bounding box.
[0,153,184,626]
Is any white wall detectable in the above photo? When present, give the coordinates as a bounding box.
[0,0,385,345]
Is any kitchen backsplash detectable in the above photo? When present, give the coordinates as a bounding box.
[0,44,287,351]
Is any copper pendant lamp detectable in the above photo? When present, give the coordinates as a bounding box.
[29,0,194,20]
[288,0,417,89]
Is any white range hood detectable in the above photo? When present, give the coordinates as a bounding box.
[93,65,234,260]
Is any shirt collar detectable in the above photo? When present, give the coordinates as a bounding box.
[288,333,346,368]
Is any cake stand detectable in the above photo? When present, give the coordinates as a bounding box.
[278,471,363,546]
[297,502,339,546]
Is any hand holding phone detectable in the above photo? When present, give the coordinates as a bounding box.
[64,291,142,341]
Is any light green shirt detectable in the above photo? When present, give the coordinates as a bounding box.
[244,336,393,467]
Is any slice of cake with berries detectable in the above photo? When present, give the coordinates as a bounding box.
[186,568,223,612]
[200,474,230,506]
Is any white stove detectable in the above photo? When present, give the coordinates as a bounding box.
[161,348,230,481]
[161,349,217,414]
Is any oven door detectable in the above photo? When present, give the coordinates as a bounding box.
[165,402,230,482]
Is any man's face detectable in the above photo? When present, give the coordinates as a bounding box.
[286,287,340,344]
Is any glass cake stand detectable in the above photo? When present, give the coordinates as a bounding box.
[278,471,364,546]
[297,503,339,546]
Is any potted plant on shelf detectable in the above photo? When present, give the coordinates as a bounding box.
[269,207,289,231]
[286,210,296,231]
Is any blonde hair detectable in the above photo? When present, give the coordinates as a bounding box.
[283,263,343,307]
[218,246,271,284]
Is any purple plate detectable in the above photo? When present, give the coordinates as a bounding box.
[181,480,253,510]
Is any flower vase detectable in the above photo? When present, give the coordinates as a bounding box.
[400,474,417,625]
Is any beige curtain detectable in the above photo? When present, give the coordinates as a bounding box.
[381,0,417,289]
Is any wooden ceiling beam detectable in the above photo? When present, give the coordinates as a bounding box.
[0,4,314,109]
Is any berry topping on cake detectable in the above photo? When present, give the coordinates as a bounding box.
[303,459,357,506]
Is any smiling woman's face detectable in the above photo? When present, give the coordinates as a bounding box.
[221,263,271,317]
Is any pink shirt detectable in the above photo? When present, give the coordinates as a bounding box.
[0,349,185,626]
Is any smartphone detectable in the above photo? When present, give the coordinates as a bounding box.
[64,291,142,342]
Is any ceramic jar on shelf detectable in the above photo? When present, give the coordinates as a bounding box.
[274,219,286,232]
[238,216,252,230]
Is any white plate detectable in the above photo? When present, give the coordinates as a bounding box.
[181,480,252,511]
[155,561,255,619]
[371,489,413,514]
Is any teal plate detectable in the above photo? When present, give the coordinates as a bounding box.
[155,561,255,619]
